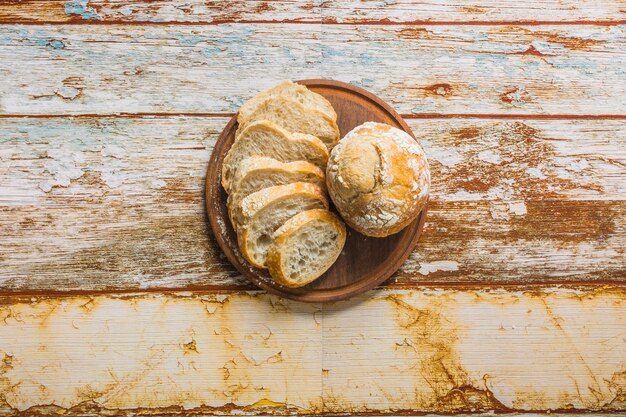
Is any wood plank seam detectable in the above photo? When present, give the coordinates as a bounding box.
[0,114,625,119]
[2,20,626,26]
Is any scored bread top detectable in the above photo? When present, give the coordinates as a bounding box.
[238,80,337,125]
[326,122,430,237]
[221,120,329,193]
[236,96,340,151]
[267,208,346,288]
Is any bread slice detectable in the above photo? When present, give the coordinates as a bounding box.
[221,120,328,193]
[267,209,346,288]
[238,80,337,125]
[228,157,325,223]
[236,96,340,151]
[234,183,328,269]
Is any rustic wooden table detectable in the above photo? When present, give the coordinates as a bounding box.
[0,1,624,415]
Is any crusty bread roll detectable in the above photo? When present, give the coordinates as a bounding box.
[233,182,328,269]
[221,120,328,193]
[238,80,337,125]
[267,209,346,288]
[326,122,430,237]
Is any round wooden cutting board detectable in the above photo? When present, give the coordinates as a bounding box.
[206,79,428,302]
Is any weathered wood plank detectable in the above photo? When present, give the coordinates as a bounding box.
[0,24,623,115]
[1,0,623,23]
[1,117,624,291]
[0,287,623,413]
[322,1,626,24]
[0,0,321,23]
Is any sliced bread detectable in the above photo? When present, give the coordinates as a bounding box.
[236,96,340,151]
[227,157,325,221]
[221,120,328,193]
[238,80,337,125]
[267,209,346,288]
[234,182,328,269]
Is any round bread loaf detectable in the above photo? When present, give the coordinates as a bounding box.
[326,122,430,237]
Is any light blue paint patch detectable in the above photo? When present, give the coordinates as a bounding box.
[64,0,102,20]
[33,39,49,46]
[49,40,66,49]
[411,106,428,113]
[321,46,344,58]
[357,53,381,65]
[202,46,223,57]
[177,35,207,47]
[361,78,375,87]
[545,57,595,74]
[476,54,508,64]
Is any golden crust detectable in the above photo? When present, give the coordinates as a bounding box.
[227,157,325,227]
[267,209,346,287]
[235,183,328,269]
[326,122,430,237]
[238,80,337,125]
[235,96,340,150]
[221,119,328,192]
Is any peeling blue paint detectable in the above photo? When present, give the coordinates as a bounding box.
[49,40,66,50]
[476,54,508,64]
[177,36,207,47]
[202,46,223,57]
[361,78,375,87]
[321,45,341,58]
[64,0,102,20]
[357,53,381,65]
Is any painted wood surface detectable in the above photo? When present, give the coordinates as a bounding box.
[0,24,624,115]
[1,0,624,23]
[0,287,623,414]
[1,117,624,291]
[321,1,626,24]
[0,1,624,414]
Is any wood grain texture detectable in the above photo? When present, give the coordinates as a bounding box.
[0,0,321,23]
[1,117,624,291]
[0,287,623,413]
[1,0,624,23]
[321,1,626,24]
[0,24,624,115]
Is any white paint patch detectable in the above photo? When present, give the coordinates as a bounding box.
[489,200,527,219]
[508,201,527,217]
[0,149,13,176]
[419,138,463,167]
[444,190,483,201]
[526,167,546,179]
[100,170,124,188]
[478,149,501,164]
[151,179,167,189]
[567,158,590,172]
[102,145,128,159]
[418,260,460,275]
[39,149,85,192]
